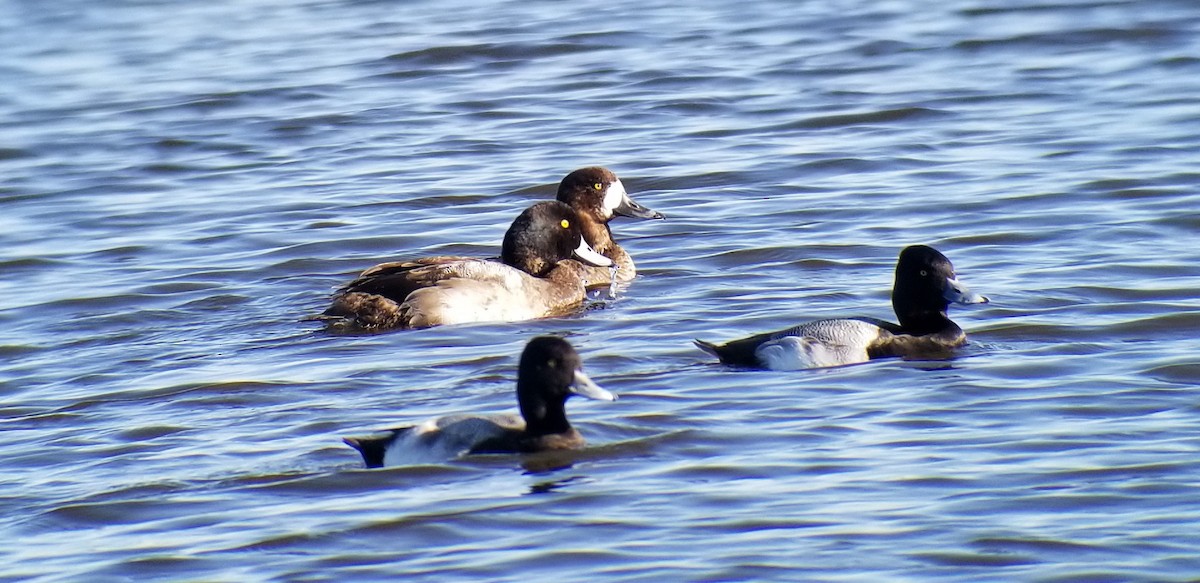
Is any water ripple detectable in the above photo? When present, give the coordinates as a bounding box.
[3,0,1200,581]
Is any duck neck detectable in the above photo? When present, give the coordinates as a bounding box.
[518,384,571,436]
[547,262,587,291]
[579,214,616,256]
[896,306,952,335]
[507,254,553,277]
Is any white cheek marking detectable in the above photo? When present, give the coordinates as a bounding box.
[604,179,626,215]
[574,238,613,267]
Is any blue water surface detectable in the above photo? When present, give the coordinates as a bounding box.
[2,0,1199,580]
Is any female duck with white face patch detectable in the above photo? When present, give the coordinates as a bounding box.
[322,201,611,330]
[343,336,616,468]
[695,245,989,370]
[555,167,664,286]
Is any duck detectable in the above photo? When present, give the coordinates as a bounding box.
[322,201,612,330]
[343,336,617,468]
[554,167,664,286]
[694,245,989,370]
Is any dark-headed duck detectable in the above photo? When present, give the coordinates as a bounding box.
[695,245,989,370]
[343,336,616,467]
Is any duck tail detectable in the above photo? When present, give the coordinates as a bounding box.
[316,292,408,331]
[343,435,391,469]
[693,339,722,360]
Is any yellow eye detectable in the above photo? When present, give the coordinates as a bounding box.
[593,182,603,190]
[560,219,570,229]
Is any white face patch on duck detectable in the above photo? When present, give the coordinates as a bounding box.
[572,238,613,267]
[602,179,626,218]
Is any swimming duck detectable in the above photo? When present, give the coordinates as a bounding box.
[695,245,989,370]
[323,201,612,330]
[555,167,664,285]
[343,336,616,467]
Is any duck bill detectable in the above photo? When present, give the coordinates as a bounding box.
[607,179,665,220]
[570,369,617,401]
[573,238,613,267]
[943,276,989,305]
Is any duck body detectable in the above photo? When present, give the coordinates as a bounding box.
[328,256,592,329]
[323,201,610,330]
[344,413,589,468]
[697,317,900,369]
[695,245,988,370]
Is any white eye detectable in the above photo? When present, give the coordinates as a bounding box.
[920,270,928,277]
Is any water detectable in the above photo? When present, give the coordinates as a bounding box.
[3,0,1200,580]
